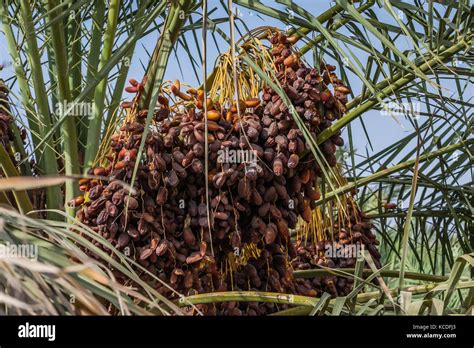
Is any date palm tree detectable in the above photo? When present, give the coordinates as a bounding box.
[0,0,471,315]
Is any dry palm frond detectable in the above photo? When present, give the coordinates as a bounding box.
[0,207,186,315]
